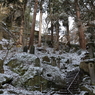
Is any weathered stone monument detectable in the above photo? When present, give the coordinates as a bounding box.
[80,59,95,85]
[86,42,94,58]
[88,62,95,85]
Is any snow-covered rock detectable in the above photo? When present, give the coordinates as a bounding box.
[0,74,12,88]
[42,64,66,86]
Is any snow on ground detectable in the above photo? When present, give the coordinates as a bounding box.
[1,84,43,95]
[0,39,90,95]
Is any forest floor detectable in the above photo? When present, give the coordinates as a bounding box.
[0,38,94,95]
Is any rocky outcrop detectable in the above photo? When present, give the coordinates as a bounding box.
[7,53,40,75]
[11,65,66,91]
[42,64,66,86]
[6,53,66,91]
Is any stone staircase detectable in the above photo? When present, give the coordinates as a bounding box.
[56,70,81,95]
[42,69,81,95]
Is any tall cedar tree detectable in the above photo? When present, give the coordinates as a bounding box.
[38,0,42,47]
[75,0,86,50]
[28,0,38,49]
[19,0,27,45]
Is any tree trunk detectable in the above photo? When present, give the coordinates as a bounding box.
[66,18,70,47]
[38,0,42,47]
[28,0,38,50]
[75,0,86,50]
[19,0,27,45]
[49,0,54,48]
[51,21,54,48]
[55,21,59,50]
[19,20,24,45]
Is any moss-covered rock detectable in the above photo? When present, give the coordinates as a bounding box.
[6,53,66,92]
[42,56,50,62]
[42,56,52,65]
[7,53,41,75]
[7,59,28,75]
[23,75,48,91]
[12,66,58,91]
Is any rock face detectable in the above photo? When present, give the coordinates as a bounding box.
[7,53,40,75]
[11,65,66,91]
[6,53,66,91]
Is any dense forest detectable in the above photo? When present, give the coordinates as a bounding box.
[0,0,95,95]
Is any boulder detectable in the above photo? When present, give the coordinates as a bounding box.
[12,67,43,91]
[12,66,57,91]
[7,53,40,75]
[7,59,28,75]
[42,64,66,87]
[42,56,50,62]
[6,53,66,91]
[42,56,51,65]
[0,74,12,88]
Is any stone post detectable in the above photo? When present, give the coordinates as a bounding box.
[86,42,94,58]
[50,57,56,66]
[88,63,95,85]
[0,60,4,73]
[30,45,35,54]
[57,57,61,68]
